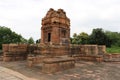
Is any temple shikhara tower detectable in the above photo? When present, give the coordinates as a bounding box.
[41,8,70,45]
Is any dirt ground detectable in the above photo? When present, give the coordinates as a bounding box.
[0,61,120,80]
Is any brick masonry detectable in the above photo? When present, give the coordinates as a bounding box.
[2,44,28,62]
[42,57,75,73]
[41,8,70,45]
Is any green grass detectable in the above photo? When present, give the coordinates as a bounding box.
[107,47,120,53]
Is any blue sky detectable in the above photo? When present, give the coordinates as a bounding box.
[0,0,120,40]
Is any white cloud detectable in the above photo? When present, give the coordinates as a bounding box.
[0,0,120,40]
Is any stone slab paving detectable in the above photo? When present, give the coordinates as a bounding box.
[0,61,120,80]
[0,66,37,80]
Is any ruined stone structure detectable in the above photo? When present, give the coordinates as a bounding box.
[2,8,110,73]
[41,8,70,45]
[2,44,28,62]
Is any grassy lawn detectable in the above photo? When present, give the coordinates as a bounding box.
[107,47,120,53]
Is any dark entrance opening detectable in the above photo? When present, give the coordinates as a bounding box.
[48,33,51,42]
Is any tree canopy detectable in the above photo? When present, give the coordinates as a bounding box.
[0,26,27,49]
[71,28,120,47]
[28,37,34,44]
[89,28,111,47]
[71,32,89,44]
[105,31,120,47]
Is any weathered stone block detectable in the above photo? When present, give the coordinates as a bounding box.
[73,54,103,62]
[42,57,75,73]
[98,45,106,55]
[2,44,28,62]
[2,44,9,52]
[3,52,13,62]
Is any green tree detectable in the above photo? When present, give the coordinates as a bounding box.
[89,28,111,47]
[71,32,89,44]
[28,37,34,44]
[78,32,89,44]
[0,26,26,49]
[105,31,120,47]
[20,37,28,43]
[71,33,81,44]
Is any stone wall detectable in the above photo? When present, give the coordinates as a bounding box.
[33,45,70,56]
[2,44,28,62]
[70,45,106,56]
[2,44,106,62]
[98,45,106,55]
[70,45,105,62]
[81,45,98,55]
[2,44,28,52]
[34,44,106,56]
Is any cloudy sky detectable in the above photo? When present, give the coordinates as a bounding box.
[0,0,120,40]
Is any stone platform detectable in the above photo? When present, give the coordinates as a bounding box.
[42,57,75,73]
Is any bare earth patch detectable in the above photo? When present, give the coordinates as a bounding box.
[0,61,120,80]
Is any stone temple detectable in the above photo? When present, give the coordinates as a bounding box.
[2,8,108,73]
[41,8,70,45]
